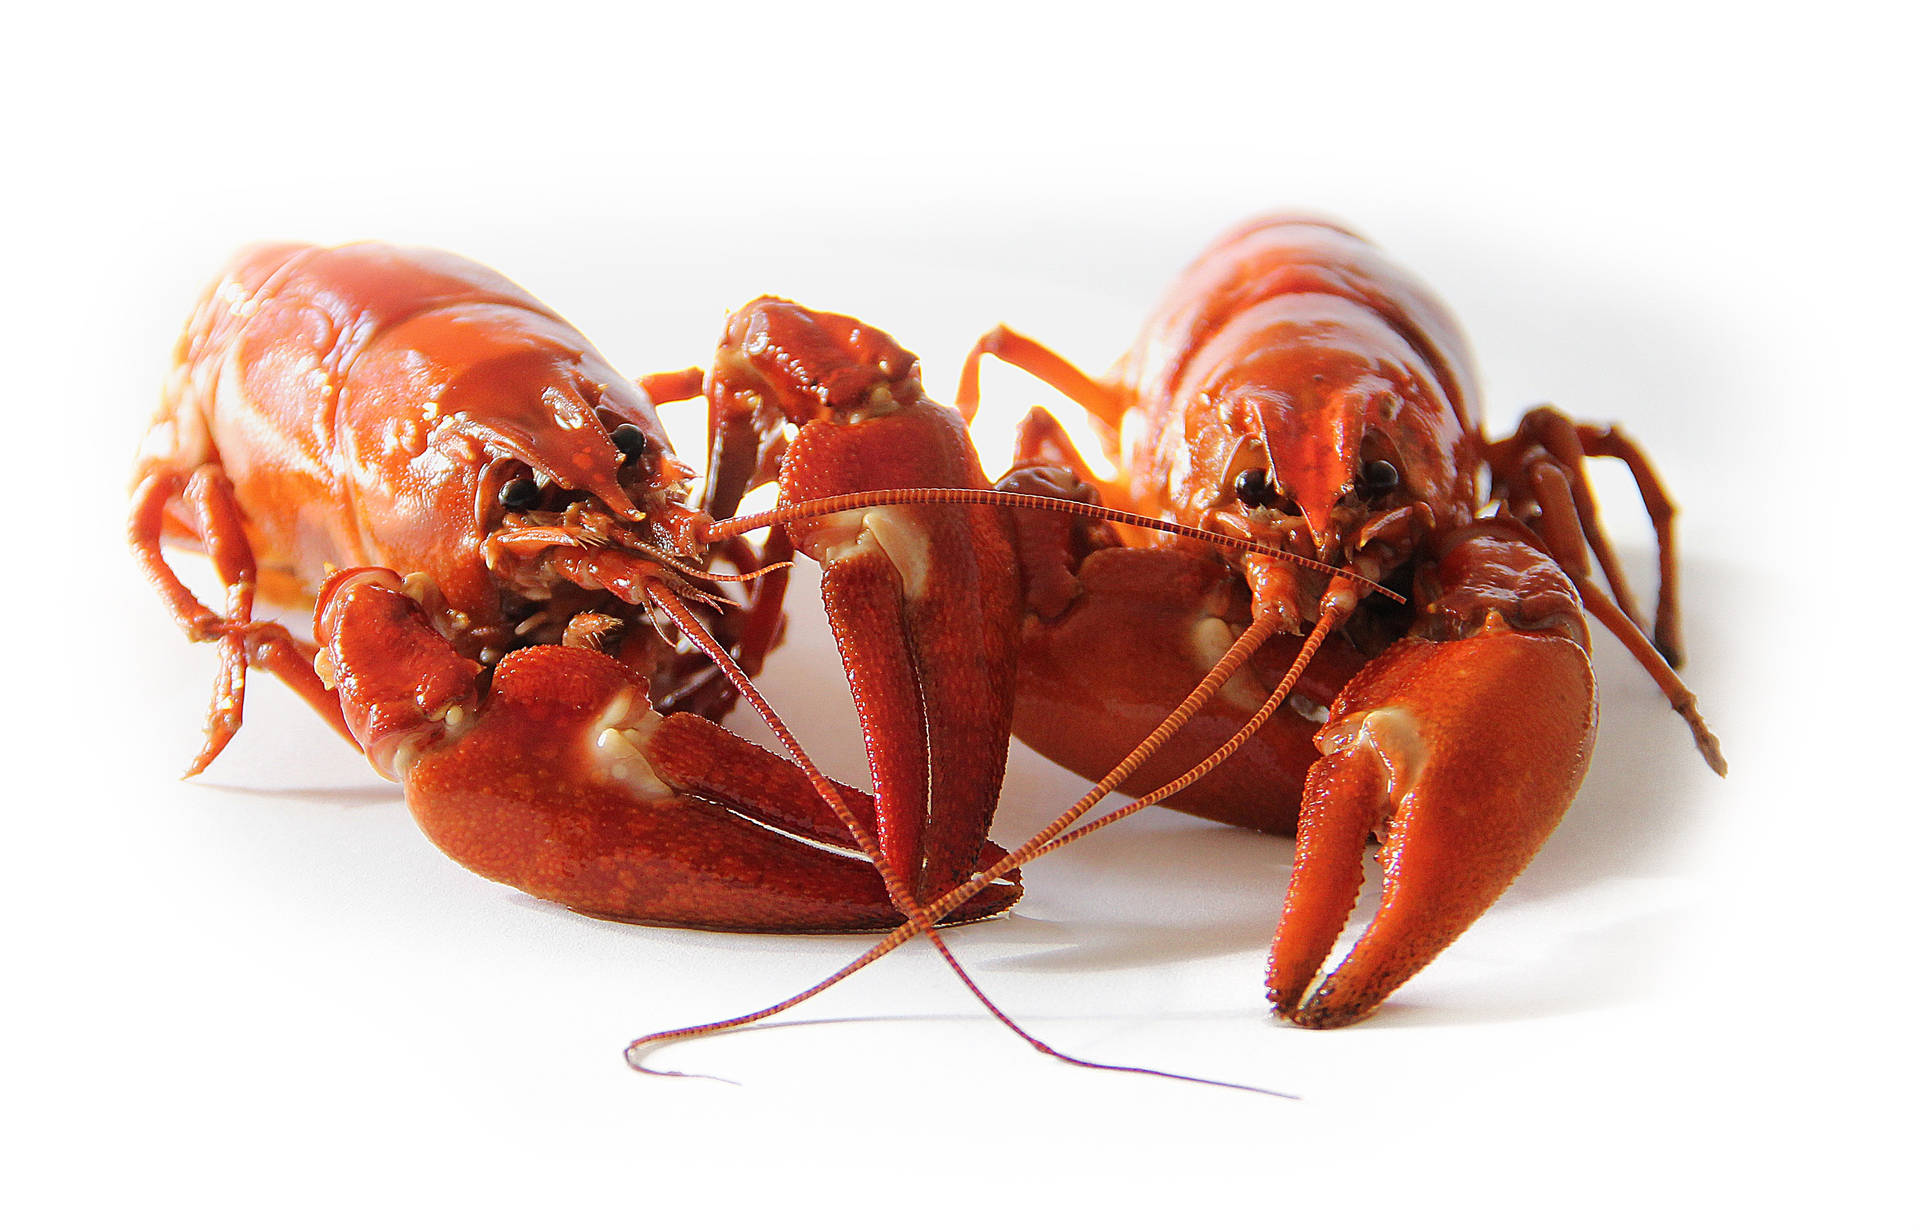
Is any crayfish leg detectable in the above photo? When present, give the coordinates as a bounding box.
[130,463,352,773]
[1492,405,1687,667]
[956,323,1126,449]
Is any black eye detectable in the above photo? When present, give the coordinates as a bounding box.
[499,477,540,510]
[611,423,650,460]
[1358,458,1399,496]
[1234,468,1281,508]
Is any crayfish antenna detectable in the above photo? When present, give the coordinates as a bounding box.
[700,488,1403,604]
[963,607,1292,889]
[1018,584,1354,860]
[625,927,1297,1098]
[624,926,918,1082]
[644,582,1267,1092]
[627,597,1352,1099]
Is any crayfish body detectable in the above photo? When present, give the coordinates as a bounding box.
[957,216,1722,1025]
[132,243,1020,933]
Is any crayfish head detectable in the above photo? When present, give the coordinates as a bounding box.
[340,344,693,652]
[453,344,698,529]
[415,351,709,657]
[1219,368,1449,537]
[1177,333,1468,634]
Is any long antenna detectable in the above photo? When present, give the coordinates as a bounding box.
[637,582,1287,1095]
[1020,589,1352,860]
[700,487,1401,601]
[629,585,1357,1086]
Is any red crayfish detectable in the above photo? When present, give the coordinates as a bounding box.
[133,220,1721,1055]
[131,242,1027,935]
[944,215,1724,1025]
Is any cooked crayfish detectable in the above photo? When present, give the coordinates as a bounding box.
[136,223,1720,1053]
[940,214,1725,1026]
[131,243,1038,933]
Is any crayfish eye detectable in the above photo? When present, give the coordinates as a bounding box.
[611,423,650,461]
[1358,458,1400,498]
[498,476,541,510]
[1233,467,1282,508]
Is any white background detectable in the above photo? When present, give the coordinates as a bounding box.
[7,2,1910,1225]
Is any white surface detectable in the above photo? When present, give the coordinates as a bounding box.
[6,2,1909,1225]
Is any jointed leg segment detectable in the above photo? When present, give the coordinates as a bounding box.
[129,464,352,772]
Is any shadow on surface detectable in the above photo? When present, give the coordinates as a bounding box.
[201,782,402,809]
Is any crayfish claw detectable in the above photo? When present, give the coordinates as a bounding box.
[711,299,1024,902]
[316,566,1016,929]
[1268,629,1597,1026]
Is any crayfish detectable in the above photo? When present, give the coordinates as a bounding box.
[131,243,1024,933]
[133,221,1720,1055]
[944,216,1724,1025]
